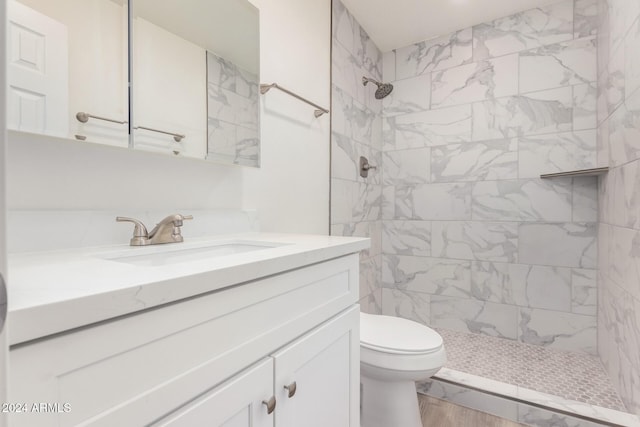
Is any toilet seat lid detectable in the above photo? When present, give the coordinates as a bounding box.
[360,313,443,354]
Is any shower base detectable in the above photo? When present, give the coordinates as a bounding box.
[417,328,640,427]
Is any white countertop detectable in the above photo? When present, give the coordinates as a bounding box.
[7,233,369,345]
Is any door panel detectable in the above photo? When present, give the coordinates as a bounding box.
[7,0,68,136]
[273,307,360,427]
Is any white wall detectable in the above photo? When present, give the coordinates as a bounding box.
[6,0,331,236]
[134,17,207,158]
[0,0,9,423]
[242,0,331,235]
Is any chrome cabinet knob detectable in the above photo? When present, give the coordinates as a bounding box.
[262,396,276,414]
[284,381,297,398]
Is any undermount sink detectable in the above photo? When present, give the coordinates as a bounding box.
[101,241,283,267]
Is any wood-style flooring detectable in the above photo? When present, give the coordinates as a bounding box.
[419,395,526,427]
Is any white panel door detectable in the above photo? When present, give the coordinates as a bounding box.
[7,0,68,136]
[153,358,275,427]
[272,306,360,427]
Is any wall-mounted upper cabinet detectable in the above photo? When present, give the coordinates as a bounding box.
[5,0,261,167]
[6,0,129,147]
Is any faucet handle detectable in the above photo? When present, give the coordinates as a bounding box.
[116,216,150,246]
[181,214,193,221]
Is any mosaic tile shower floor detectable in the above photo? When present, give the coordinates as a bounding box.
[436,328,627,412]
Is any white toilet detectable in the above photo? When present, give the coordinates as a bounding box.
[360,312,446,427]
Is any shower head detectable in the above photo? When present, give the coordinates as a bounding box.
[362,76,393,99]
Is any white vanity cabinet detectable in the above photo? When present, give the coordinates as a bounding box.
[8,253,360,427]
[157,307,358,427]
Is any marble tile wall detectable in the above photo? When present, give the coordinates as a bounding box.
[206,52,260,167]
[331,0,383,314]
[596,0,640,417]
[380,0,600,355]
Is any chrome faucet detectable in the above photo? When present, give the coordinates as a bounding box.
[116,214,193,246]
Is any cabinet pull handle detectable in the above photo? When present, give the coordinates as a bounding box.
[283,381,297,398]
[262,396,276,414]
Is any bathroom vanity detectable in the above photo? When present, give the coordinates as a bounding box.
[7,233,368,426]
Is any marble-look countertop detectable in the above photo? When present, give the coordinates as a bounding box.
[7,233,369,346]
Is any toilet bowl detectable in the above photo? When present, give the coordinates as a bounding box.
[360,312,446,427]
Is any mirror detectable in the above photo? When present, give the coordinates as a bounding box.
[6,0,129,147]
[132,0,260,166]
[6,0,260,167]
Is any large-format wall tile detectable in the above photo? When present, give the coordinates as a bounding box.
[519,308,597,354]
[597,65,611,125]
[207,53,237,91]
[332,41,367,103]
[383,51,396,82]
[472,87,573,141]
[382,254,471,297]
[331,178,353,224]
[472,0,574,61]
[572,268,597,315]
[332,0,359,56]
[353,182,382,221]
[518,130,597,178]
[431,139,518,182]
[431,54,519,108]
[359,289,382,315]
[510,264,572,312]
[609,93,640,167]
[519,222,597,268]
[360,255,382,297]
[235,128,260,166]
[332,220,382,259]
[574,0,598,38]
[331,132,357,181]
[597,114,610,167]
[332,0,382,83]
[382,148,430,185]
[572,176,599,222]
[381,288,431,324]
[394,183,472,220]
[601,277,640,415]
[382,75,431,117]
[431,296,519,339]
[608,0,640,53]
[519,37,597,94]
[573,82,598,130]
[606,44,626,115]
[626,18,640,101]
[393,105,473,149]
[607,224,640,296]
[471,261,513,304]
[382,220,431,256]
[350,98,376,146]
[395,28,473,80]
[471,179,573,222]
[432,221,518,263]
[381,185,395,220]
[236,69,259,100]
[331,86,353,139]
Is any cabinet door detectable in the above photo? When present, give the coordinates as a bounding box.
[154,358,275,427]
[272,306,359,427]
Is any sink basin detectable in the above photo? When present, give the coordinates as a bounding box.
[102,241,282,267]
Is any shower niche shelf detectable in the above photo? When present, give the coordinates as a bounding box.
[540,167,609,179]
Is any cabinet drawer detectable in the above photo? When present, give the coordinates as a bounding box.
[9,254,359,427]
